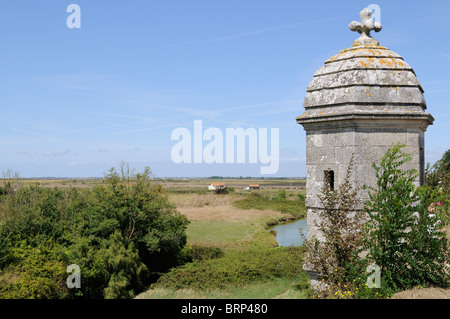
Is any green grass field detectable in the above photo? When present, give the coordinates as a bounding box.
[186,220,258,245]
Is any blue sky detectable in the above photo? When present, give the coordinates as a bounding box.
[0,0,449,178]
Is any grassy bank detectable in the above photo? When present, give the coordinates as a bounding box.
[137,277,310,299]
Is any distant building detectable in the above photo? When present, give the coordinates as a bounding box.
[249,184,260,190]
[208,183,227,191]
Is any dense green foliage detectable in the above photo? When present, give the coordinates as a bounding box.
[363,144,449,291]
[183,244,225,262]
[0,166,189,299]
[0,239,69,299]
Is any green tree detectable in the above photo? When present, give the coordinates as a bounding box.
[363,144,449,291]
[96,165,190,271]
[65,165,190,298]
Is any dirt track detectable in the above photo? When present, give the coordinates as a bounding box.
[392,287,450,299]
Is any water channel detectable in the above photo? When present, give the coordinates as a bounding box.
[269,218,307,247]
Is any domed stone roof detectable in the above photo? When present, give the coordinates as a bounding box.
[297,9,433,128]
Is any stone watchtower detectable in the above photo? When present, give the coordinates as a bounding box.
[296,8,434,244]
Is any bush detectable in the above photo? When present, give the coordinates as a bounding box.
[186,244,224,261]
[277,189,286,200]
[0,238,69,299]
[363,144,450,291]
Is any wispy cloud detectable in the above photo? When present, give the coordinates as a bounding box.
[61,98,295,137]
[108,99,298,134]
[209,25,294,42]
[43,149,71,157]
[0,121,39,135]
[209,18,338,42]
[125,17,341,56]
[421,77,450,94]
[11,127,38,135]
[212,100,297,113]
[19,150,38,156]
[103,121,195,136]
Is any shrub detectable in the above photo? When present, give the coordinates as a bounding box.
[0,238,69,299]
[187,244,224,261]
[362,144,450,291]
[277,189,286,200]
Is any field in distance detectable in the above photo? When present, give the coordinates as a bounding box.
[15,177,305,191]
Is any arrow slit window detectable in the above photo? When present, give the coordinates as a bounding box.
[324,170,335,190]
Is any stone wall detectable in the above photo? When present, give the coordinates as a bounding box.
[304,125,424,242]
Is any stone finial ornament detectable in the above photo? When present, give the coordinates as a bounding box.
[349,8,382,46]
